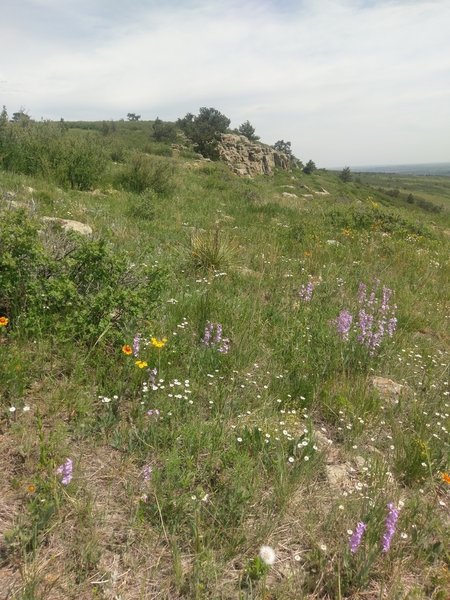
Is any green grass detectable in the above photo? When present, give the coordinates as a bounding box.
[0,121,449,599]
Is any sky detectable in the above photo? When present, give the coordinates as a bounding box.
[1,0,449,167]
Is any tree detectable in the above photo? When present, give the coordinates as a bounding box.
[152,117,178,143]
[273,140,293,157]
[339,166,352,182]
[177,107,231,159]
[238,120,259,141]
[127,113,141,121]
[303,160,316,174]
[11,107,31,126]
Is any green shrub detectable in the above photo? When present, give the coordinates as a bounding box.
[118,153,175,195]
[0,210,164,345]
[127,190,157,221]
[0,121,107,189]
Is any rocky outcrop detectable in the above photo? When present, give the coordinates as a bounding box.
[217,134,291,177]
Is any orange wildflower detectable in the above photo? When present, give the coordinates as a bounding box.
[26,484,37,494]
[122,344,133,355]
[0,316,9,327]
[441,472,450,485]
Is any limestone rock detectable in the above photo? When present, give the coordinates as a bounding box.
[42,216,93,236]
[325,463,353,491]
[371,376,407,404]
[217,133,291,177]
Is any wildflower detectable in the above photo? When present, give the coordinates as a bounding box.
[56,458,73,486]
[26,484,36,494]
[298,280,314,302]
[259,545,276,566]
[141,464,153,482]
[122,344,133,355]
[135,360,148,369]
[202,321,230,353]
[151,337,167,349]
[382,502,399,552]
[335,310,353,341]
[133,333,141,357]
[349,521,366,554]
[0,316,9,327]
[146,409,160,417]
[441,472,450,484]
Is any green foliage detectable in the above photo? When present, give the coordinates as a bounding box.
[0,120,107,189]
[303,159,317,174]
[127,190,157,221]
[238,120,259,141]
[118,152,175,195]
[177,107,230,159]
[273,139,293,156]
[152,117,178,142]
[339,166,353,182]
[190,228,238,271]
[0,210,164,344]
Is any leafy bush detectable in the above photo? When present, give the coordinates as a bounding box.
[152,118,178,142]
[127,190,157,221]
[0,210,164,345]
[118,153,175,195]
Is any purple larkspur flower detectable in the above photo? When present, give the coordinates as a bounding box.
[202,321,214,346]
[336,309,353,341]
[349,521,366,554]
[381,287,392,313]
[299,281,314,302]
[382,502,399,552]
[388,315,397,337]
[56,458,73,486]
[142,464,153,482]
[358,282,367,304]
[202,322,230,353]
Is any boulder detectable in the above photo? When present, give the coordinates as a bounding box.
[42,217,93,236]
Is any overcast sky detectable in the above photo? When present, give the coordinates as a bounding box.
[2,0,449,167]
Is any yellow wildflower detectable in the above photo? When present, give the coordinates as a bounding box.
[151,337,168,349]
[135,360,148,369]
[0,316,9,327]
[26,484,36,494]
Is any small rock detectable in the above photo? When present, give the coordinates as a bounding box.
[325,463,353,490]
[42,217,93,236]
[371,376,406,404]
[282,192,298,198]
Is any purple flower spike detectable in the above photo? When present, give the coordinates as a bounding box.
[336,309,353,341]
[349,521,366,554]
[56,458,73,486]
[142,464,153,482]
[382,502,399,552]
[299,281,314,302]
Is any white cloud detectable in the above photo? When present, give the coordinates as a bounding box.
[1,0,449,165]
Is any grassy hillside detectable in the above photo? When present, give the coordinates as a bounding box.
[0,120,449,599]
